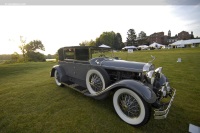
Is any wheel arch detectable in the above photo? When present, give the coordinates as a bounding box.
[50,65,66,82]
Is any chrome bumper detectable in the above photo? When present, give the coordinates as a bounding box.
[154,88,176,119]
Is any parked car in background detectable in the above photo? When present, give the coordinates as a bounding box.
[50,46,176,126]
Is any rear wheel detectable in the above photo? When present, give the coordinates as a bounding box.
[113,88,151,126]
[54,70,64,87]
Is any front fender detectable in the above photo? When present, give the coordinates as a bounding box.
[85,79,157,103]
[110,80,157,103]
[50,65,67,82]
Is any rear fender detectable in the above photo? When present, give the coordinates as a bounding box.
[50,65,67,82]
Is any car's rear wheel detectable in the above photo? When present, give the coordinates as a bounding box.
[54,70,64,87]
[86,68,110,95]
[113,88,151,126]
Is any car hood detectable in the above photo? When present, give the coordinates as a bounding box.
[101,59,146,72]
[90,58,149,72]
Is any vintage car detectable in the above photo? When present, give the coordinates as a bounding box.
[50,46,176,127]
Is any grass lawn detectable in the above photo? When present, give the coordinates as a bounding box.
[0,48,200,133]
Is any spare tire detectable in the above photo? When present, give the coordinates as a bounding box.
[86,67,110,95]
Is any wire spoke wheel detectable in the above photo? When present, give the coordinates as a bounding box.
[86,69,107,95]
[89,73,103,92]
[113,88,151,126]
[118,93,141,118]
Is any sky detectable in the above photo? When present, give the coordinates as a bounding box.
[0,5,200,55]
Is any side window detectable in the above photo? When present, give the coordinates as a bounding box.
[75,49,89,61]
[64,48,75,59]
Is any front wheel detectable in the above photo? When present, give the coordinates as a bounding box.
[113,88,151,126]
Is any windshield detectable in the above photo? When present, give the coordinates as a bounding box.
[91,48,114,58]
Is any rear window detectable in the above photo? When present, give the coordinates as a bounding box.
[64,48,75,59]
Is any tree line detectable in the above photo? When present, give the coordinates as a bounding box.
[79,29,148,49]
[19,37,46,62]
[1,37,47,63]
[0,53,56,62]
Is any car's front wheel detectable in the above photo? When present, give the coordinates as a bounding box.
[54,70,64,87]
[113,88,151,126]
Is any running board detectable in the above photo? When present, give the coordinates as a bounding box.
[62,83,88,94]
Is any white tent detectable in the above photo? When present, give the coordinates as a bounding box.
[169,40,185,47]
[138,45,149,50]
[122,46,137,50]
[169,39,200,47]
[99,44,111,48]
[149,42,165,48]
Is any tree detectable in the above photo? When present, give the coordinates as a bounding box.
[113,33,124,50]
[46,54,52,59]
[98,31,115,48]
[25,40,45,62]
[19,39,45,62]
[190,34,194,39]
[11,52,20,62]
[126,29,137,46]
[138,31,146,40]
[25,40,45,52]
[95,37,101,47]
[79,40,89,46]
[19,36,26,61]
[79,31,124,49]
[26,51,45,62]
[88,40,95,46]
[79,40,95,46]
[137,31,148,45]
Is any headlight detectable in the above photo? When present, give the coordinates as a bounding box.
[155,67,162,73]
[146,70,155,84]
[143,63,155,72]
[155,67,162,78]
[146,70,154,78]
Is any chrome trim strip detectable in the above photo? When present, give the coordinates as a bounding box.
[102,65,143,72]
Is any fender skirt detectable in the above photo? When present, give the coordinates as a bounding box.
[85,79,157,103]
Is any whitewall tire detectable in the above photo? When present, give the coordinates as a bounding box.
[113,88,150,126]
[86,69,106,95]
[54,70,64,87]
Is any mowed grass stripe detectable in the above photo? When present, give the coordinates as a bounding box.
[0,48,200,133]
